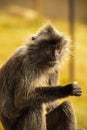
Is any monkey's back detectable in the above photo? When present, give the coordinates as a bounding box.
[0,45,51,119]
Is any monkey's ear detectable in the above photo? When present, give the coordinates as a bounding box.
[32,35,36,40]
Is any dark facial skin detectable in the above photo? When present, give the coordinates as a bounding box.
[30,26,68,69]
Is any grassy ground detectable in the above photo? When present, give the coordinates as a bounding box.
[0,13,87,130]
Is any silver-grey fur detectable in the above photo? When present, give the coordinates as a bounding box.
[0,24,82,130]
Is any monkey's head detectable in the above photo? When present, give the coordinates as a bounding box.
[28,24,70,70]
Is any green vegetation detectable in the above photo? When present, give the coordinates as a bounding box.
[0,13,87,130]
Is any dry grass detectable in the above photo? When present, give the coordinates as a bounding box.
[0,13,87,129]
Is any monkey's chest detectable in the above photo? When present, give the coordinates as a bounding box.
[32,75,49,88]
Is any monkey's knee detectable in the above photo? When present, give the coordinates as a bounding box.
[46,101,76,130]
[54,101,77,130]
[59,101,76,123]
[59,101,75,119]
[60,101,72,108]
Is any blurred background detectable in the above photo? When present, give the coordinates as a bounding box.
[0,0,87,129]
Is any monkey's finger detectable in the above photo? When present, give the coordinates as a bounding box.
[73,85,81,89]
[74,93,82,96]
[73,89,82,93]
[72,91,82,96]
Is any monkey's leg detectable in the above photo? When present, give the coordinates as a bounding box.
[14,106,46,130]
[46,101,77,130]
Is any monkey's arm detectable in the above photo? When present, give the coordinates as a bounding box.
[35,83,81,103]
[14,83,82,110]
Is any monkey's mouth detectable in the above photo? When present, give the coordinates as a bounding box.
[49,62,55,66]
[48,61,58,67]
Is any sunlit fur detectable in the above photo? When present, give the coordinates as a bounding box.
[0,24,81,130]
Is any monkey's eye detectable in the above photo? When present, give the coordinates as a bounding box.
[45,47,52,55]
[56,45,62,50]
[55,45,62,54]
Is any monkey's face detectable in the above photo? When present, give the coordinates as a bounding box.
[30,24,70,69]
[37,37,68,68]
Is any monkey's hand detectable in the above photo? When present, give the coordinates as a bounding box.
[64,82,82,96]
